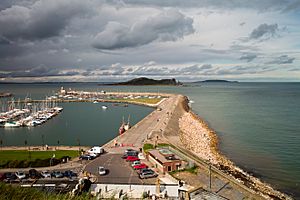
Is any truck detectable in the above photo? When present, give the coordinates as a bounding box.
[88,146,104,155]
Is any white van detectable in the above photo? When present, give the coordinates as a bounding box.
[88,146,104,155]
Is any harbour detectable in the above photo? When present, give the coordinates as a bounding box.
[0,82,299,198]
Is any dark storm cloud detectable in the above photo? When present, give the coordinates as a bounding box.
[0,35,11,45]
[0,0,90,41]
[249,23,279,40]
[92,9,194,50]
[240,53,257,62]
[120,0,300,11]
[267,55,295,64]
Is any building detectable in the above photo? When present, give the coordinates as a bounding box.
[147,148,184,173]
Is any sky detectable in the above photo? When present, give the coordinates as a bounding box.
[0,0,300,82]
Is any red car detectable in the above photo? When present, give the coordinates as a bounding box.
[133,163,148,170]
[126,156,139,162]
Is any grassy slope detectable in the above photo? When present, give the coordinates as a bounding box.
[0,150,78,164]
[0,183,96,200]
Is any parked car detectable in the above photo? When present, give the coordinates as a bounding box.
[138,168,153,174]
[29,169,41,179]
[126,156,139,162]
[41,171,51,178]
[4,172,17,182]
[121,151,139,159]
[0,173,5,181]
[139,169,158,179]
[64,170,77,178]
[15,171,26,179]
[98,166,106,176]
[133,163,148,170]
[131,160,141,167]
[51,171,64,178]
[80,154,95,160]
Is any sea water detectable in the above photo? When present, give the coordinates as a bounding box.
[0,82,299,197]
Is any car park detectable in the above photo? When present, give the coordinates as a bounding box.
[133,163,148,170]
[126,156,139,162]
[15,171,26,179]
[98,166,106,175]
[51,171,64,178]
[41,171,51,178]
[29,169,41,179]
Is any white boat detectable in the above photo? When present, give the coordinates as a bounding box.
[101,105,108,110]
[4,122,20,128]
[93,101,99,104]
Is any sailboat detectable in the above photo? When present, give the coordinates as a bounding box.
[119,115,131,135]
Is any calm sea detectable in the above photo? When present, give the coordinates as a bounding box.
[0,82,299,197]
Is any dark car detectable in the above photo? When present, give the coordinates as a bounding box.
[4,172,17,182]
[29,169,41,179]
[51,171,64,178]
[64,170,77,178]
[121,151,138,159]
[80,154,95,160]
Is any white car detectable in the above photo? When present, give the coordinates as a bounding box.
[15,171,26,179]
[41,171,51,178]
[98,166,106,175]
[131,160,141,167]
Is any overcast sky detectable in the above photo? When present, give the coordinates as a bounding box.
[0,0,300,82]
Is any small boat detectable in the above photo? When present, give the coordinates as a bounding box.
[93,101,99,104]
[101,105,108,110]
[4,121,20,128]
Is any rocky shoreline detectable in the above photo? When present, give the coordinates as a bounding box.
[179,109,292,200]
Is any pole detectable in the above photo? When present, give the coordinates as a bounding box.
[209,163,212,191]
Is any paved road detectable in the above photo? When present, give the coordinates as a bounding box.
[103,95,180,154]
[84,153,155,184]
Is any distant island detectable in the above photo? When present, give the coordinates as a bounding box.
[194,79,238,83]
[102,77,182,86]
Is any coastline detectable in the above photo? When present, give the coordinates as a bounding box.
[178,98,292,200]
[0,92,293,199]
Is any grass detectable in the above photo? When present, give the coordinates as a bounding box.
[143,143,154,153]
[0,150,78,165]
[0,183,97,200]
[170,166,198,175]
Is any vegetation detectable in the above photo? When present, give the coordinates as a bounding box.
[143,143,154,153]
[0,183,96,200]
[0,150,78,168]
[107,77,181,86]
[170,166,198,175]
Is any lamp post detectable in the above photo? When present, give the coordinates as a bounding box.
[209,160,212,192]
